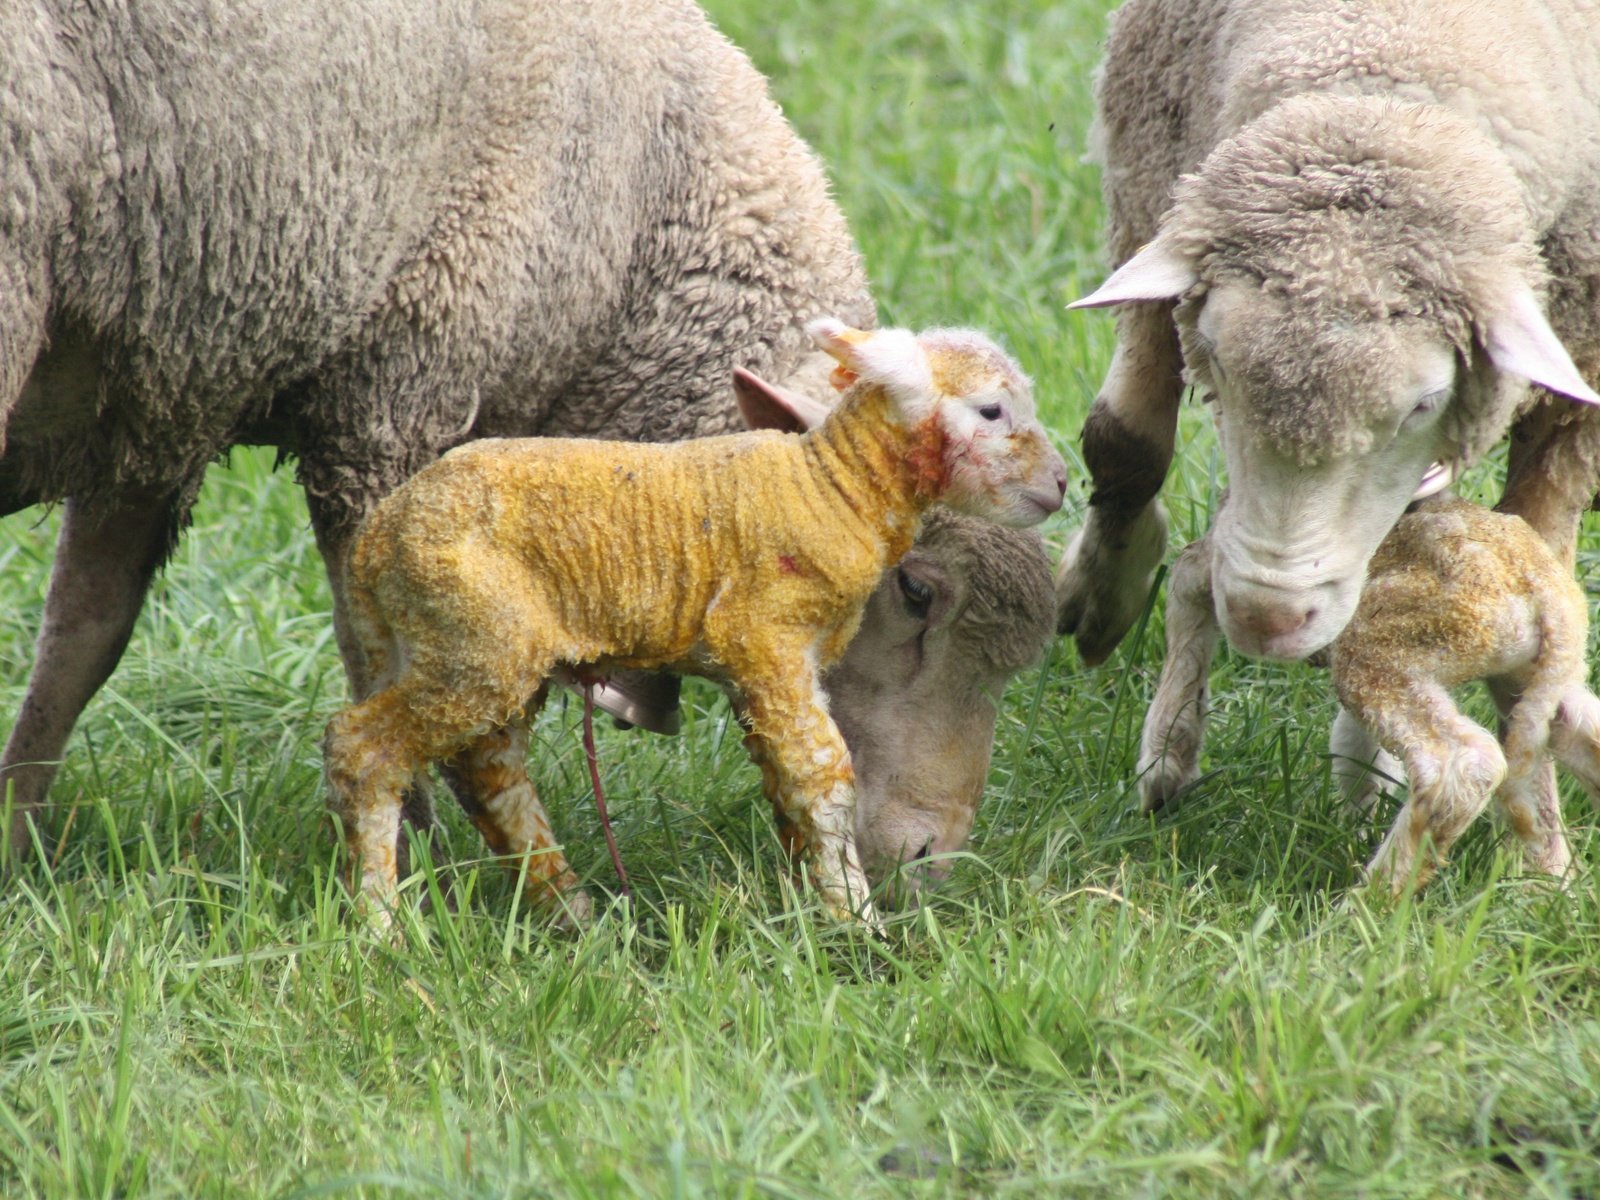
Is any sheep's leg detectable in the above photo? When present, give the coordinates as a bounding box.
[1137,536,1217,813]
[1328,707,1404,816]
[1056,304,1184,664]
[1351,682,1506,893]
[1499,399,1600,567]
[1,489,175,859]
[740,667,878,927]
[438,713,593,927]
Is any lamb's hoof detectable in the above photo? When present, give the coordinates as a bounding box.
[1137,752,1197,814]
[1055,508,1167,665]
[537,885,595,931]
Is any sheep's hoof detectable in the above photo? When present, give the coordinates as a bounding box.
[1137,752,1197,814]
[1055,506,1167,665]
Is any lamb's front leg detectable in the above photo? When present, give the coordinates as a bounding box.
[1339,679,1506,894]
[740,664,878,929]
[1057,304,1184,664]
[1137,536,1219,813]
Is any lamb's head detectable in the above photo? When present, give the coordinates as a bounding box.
[1074,94,1599,661]
[733,371,1055,903]
[808,320,1069,527]
[822,509,1054,902]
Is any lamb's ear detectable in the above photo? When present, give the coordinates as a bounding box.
[1479,282,1600,404]
[807,319,931,395]
[1068,238,1198,309]
[733,367,834,432]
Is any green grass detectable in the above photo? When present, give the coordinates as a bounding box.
[3,1,1599,1195]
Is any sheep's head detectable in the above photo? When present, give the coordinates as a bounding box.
[821,509,1055,903]
[807,320,1068,527]
[1072,94,1599,661]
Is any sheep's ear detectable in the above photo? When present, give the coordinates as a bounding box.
[733,367,834,432]
[1479,282,1600,404]
[1068,238,1198,309]
[807,319,931,395]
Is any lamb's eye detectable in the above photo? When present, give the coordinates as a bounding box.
[978,404,1004,421]
[896,567,934,620]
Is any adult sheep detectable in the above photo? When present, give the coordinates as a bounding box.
[0,0,1054,894]
[1057,0,1600,669]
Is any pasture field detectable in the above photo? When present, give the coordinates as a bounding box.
[3,0,1599,1195]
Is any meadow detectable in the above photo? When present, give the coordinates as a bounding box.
[3,0,1599,1195]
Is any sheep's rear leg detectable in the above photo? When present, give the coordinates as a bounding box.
[1,488,176,859]
[1137,536,1217,813]
[1351,683,1506,893]
[1056,304,1183,664]
[741,667,878,928]
[439,715,592,927]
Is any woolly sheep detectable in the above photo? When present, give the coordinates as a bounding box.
[1058,0,1600,668]
[1140,495,1598,891]
[0,0,1053,880]
[322,320,1068,926]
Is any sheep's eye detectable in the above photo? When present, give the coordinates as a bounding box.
[978,403,1004,421]
[896,567,934,620]
[1405,388,1450,425]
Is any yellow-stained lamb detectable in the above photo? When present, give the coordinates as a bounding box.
[323,320,1068,927]
[1330,495,1600,892]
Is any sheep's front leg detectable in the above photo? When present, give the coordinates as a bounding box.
[1342,680,1506,893]
[1137,537,1218,813]
[439,718,592,926]
[1057,304,1184,664]
[1328,707,1404,815]
[741,666,878,928]
[2,488,176,858]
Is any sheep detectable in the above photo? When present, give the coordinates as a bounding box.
[0,0,1054,883]
[320,320,1069,927]
[1057,0,1600,671]
[1139,494,1598,892]
[1329,496,1595,892]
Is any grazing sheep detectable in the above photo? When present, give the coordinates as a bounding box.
[1140,495,1598,891]
[1058,0,1600,670]
[1329,496,1595,891]
[0,0,1053,881]
[321,321,1068,926]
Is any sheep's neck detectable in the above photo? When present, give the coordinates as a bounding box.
[801,386,946,563]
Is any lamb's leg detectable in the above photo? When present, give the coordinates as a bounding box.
[1549,686,1600,792]
[322,689,419,924]
[740,665,878,928]
[1,489,175,858]
[1328,707,1404,816]
[1056,304,1184,664]
[1487,675,1572,880]
[307,496,437,871]
[1137,536,1217,813]
[1350,682,1506,893]
[438,713,592,926]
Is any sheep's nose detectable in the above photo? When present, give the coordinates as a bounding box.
[1225,594,1316,641]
